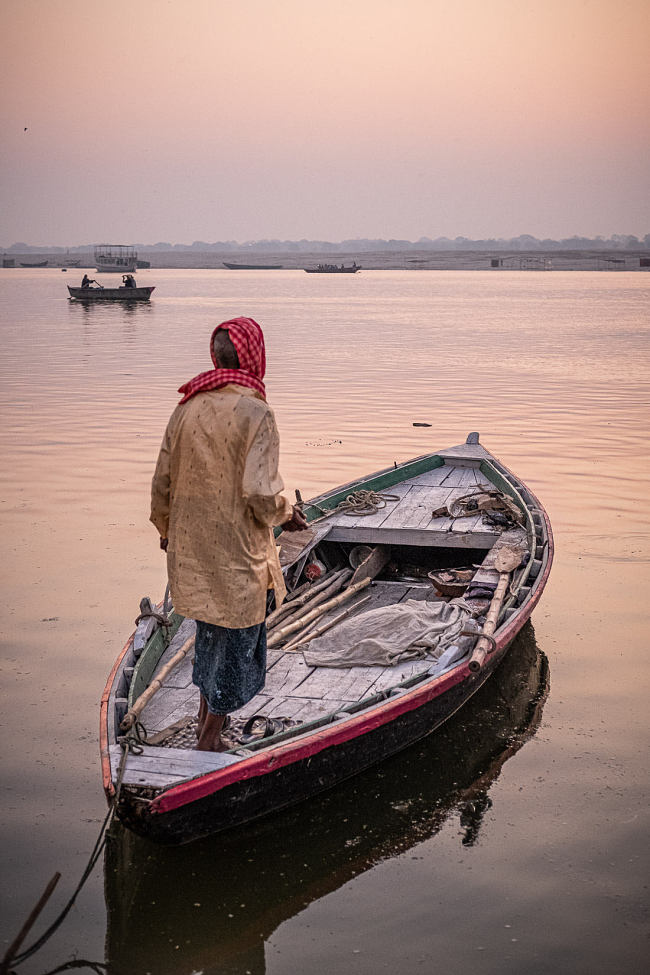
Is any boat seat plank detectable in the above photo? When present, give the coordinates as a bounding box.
[327,525,500,548]
[109,744,239,789]
[322,470,502,548]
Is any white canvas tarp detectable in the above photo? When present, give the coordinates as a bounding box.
[302,598,472,669]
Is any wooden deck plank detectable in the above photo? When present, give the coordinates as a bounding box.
[372,660,431,692]
[111,744,238,773]
[109,743,240,789]
[287,698,351,723]
[381,484,435,530]
[232,694,273,719]
[399,466,450,487]
[262,654,314,696]
[141,687,198,733]
[297,663,382,702]
[450,512,484,534]
[157,693,200,731]
[440,466,479,487]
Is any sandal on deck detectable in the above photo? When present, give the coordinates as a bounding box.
[239,714,297,744]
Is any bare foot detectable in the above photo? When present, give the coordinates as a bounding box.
[196,712,226,751]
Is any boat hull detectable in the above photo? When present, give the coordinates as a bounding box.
[68,286,154,301]
[304,266,360,273]
[223,262,283,270]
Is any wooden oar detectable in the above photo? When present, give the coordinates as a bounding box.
[468,544,525,673]
[350,544,390,585]
[120,635,195,732]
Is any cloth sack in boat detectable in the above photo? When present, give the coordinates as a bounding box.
[303,598,472,668]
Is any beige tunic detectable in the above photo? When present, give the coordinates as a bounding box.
[150,385,293,628]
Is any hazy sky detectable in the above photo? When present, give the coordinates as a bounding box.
[1,0,648,246]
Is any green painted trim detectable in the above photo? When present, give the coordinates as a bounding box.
[128,612,184,707]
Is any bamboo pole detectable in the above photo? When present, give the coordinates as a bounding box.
[0,873,61,975]
[268,578,372,648]
[268,569,352,633]
[283,593,372,652]
[468,546,523,672]
[120,635,195,731]
[266,568,342,629]
[467,574,508,672]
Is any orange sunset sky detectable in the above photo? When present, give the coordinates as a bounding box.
[1,0,648,245]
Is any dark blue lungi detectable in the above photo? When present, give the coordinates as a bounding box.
[192,591,274,715]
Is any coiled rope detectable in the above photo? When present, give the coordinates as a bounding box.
[309,489,401,520]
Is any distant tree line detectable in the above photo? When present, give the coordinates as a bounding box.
[5,233,650,253]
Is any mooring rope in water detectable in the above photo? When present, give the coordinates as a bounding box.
[1,735,140,973]
[31,959,107,974]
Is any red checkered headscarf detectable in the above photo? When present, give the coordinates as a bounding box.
[178,317,266,404]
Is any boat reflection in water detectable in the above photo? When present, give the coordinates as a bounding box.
[104,623,549,975]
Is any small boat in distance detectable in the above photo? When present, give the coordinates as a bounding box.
[95,244,138,273]
[68,276,154,301]
[304,262,361,273]
[101,433,552,844]
[223,262,284,270]
[20,260,48,267]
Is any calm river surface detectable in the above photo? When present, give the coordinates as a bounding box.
[1,268,648,974]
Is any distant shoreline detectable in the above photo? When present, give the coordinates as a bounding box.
[3,248,649,272]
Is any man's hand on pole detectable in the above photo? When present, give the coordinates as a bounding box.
[281,505,308,533]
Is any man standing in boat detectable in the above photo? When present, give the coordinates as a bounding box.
[150,317,306,751]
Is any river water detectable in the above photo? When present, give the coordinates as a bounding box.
[0,268,648,974]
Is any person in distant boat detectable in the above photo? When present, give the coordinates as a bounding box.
[81,274,97,288]
[122,274,136,288]
[150,317,307,752]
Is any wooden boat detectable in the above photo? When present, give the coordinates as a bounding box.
[20,260,48,267]
[223,261,284,270]
[101,433,553,844]
[304,262,361,273]
[68,284,155,301]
